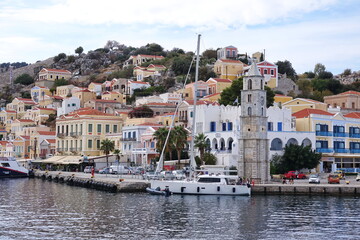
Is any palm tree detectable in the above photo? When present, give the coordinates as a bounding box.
[113,149,121,162]
[100,139,115,167]
[194,133,209,166]
[173,126,189,166]
[153,127,173,167]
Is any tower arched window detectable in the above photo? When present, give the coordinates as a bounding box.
[262,107,264,116]
[248,107,252,116]
[261,79,263,90]
[248,94,252,102]
[248,79,252,90]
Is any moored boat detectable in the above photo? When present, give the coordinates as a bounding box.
[151,174,251,196]
[146,187,171,197]
[0,157,29,178]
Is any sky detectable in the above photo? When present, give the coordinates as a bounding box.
[0,0,359,75]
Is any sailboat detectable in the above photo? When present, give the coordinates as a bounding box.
[150,35,251,196]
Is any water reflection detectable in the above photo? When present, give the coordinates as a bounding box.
[0,179,359,239]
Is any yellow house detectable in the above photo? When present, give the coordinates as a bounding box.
[274,94,293,106]
[88,82,102,96]
[176,80,208,100]
[324,90,360,110]
[38,95,55,108]
[36,68,72,88]
[155,112,179,126]
[29,130,56,159]
[73,89,97,107]
[6,98,37,119]
[38,68,72,81]
[206,78,232,95]
[56,85,75,98]
[10,119,37,137]
[56,108,123,156]
[213,59,244,80]
[22,107,57,125]
[293,108,360,173]
[13,135,30,159]
[200,92,221,102]
[31,86,51,103]
[0,110,17,132]
[101,91,125,103]
[283,98,327,113]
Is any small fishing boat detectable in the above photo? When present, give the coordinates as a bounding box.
[146,187,171,197]
[0,157,29,178]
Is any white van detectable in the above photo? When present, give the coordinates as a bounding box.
[110,165,131,174]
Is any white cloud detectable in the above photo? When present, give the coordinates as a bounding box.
[0,0,339,28]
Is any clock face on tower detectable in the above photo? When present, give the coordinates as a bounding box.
[260,96,264,106]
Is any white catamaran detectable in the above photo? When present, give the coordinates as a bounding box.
[150,34,251,196]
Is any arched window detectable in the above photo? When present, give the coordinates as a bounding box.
[261,79,263,90]
[248,79,252,90]
[248,94,252,102]
[261,107,264,116]
[248,107,252,116]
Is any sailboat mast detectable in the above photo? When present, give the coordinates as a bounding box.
[190,34,201,176]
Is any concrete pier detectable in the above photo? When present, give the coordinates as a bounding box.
[33,170,150,193]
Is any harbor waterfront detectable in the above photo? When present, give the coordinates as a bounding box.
[1,177,360,240]
[33,170,360,196]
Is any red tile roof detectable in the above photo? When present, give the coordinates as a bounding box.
[339,91,360,96]
[75,89,91,93]
[95,99,120,103]
[129,81,150,85]
[17,98,36,104]
[292,108,334,118]
[219,59,242,63]
[20,135,30,140]
[137,122,163,126]
[17,119,35,123]
[184,100,219,106]
[209,78,232,83]
[68,109,114,116]
[43,68,71,73]
[202,92,221,98]
[37,131,56,136]
[344,112,360,119]
[45,139,56,144]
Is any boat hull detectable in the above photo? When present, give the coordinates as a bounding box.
[146,187,171,196]
[0,167,29,178]
[150,180,251,196]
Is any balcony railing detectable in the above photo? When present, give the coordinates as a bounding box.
[315,131,332,136]
[350,149,360,153]
[120,137,137,141]
[70,147,82,152]
[57,133,65,138]
[316,148,333,153]
[333,132,347,137]
[334,148,349,153]
[349,133,360,138]
[57,148,64,152]
[70,132,82,138]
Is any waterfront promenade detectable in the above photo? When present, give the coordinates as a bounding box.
[33,170,360,196]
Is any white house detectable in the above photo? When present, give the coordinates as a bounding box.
[127,81,151,95]
[57,97,81,117]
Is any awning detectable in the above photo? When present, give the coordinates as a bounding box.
[41,156,67,164]
[58,156,83,165]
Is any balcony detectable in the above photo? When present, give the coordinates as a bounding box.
[334,148,349,153]
[349,133,360,138]
[120,137,137,141]
[179,118,188,123]
[350,149,360,153]
[316,148,333,153]
[57,133,65,138]
[57,148,64,152]
[315,131,332,136]
[70,132,82,138]
[70,147,82,153]
[333,132,348,137]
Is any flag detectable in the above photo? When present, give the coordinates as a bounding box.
[233,97,239,105]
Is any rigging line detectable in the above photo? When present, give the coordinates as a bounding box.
[155,49,197,173]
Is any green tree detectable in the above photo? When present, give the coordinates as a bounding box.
[172,126,189,165]
[113,149,121,162]
[75,46,84,55]
[100,139,115,167]
[314,63,326,77]
[202,49,217,59]
[342,68,352,76]
[276,60,297,80]
[203,152,217,165]
[273,144,321,173]
[194,133,209,165]
[14,73,34,85]
[265,86,275,108]
[218,77,243,106]
[171,54,195,76]
[54,53,67,62]
[153,127,173,161]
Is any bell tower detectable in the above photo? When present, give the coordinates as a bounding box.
[238,62,270,183]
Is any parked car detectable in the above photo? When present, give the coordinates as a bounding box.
[328,174,340,184]
[110,165,131,174]
[159,171,175,180]
[172,170,186,180]
[99,167,111,174]
[143,171,159,180]
[84,166,93,173]
[356,173,360,182]
[309,174,321,184]
[284,171,307,179]
[333,170,345,179]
